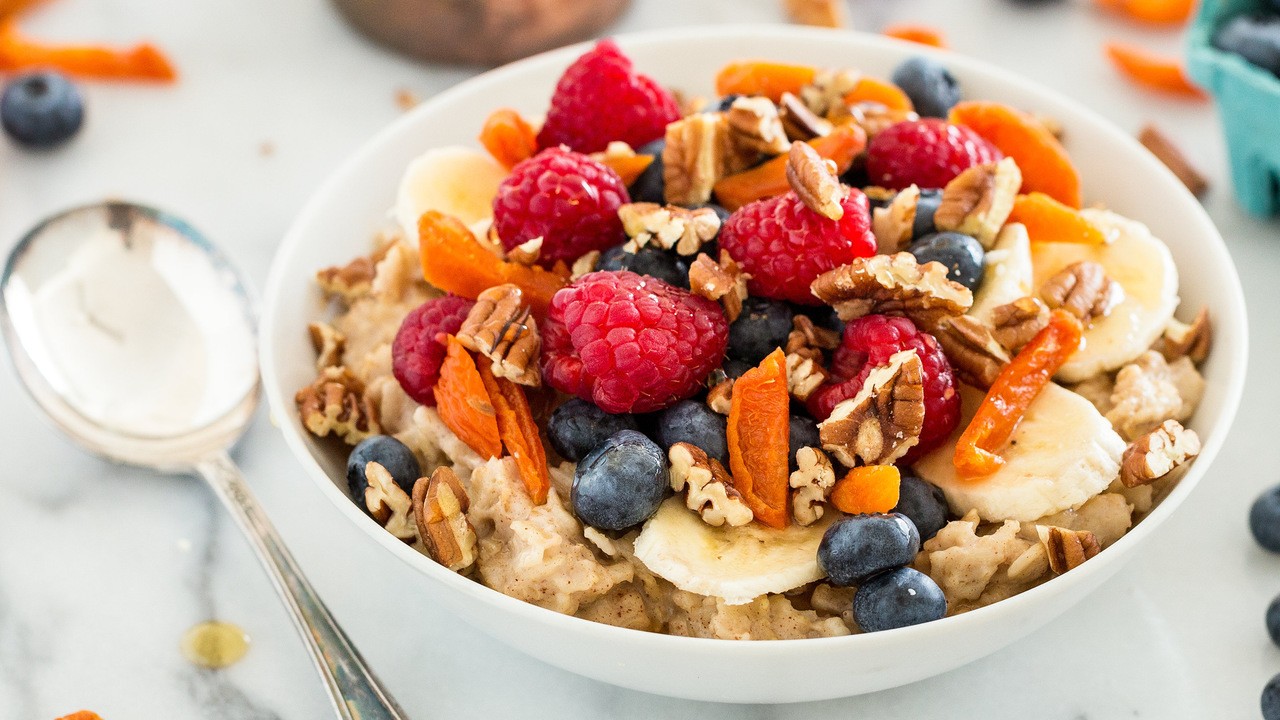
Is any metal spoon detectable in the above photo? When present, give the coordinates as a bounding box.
[0,201,407,720]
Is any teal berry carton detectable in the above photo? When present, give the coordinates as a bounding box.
[1187,0,1280,216]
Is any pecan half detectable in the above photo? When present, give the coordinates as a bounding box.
[787,141,847,220]
[933,158,1021,249]
[1120,419,1201,488]
[726,95,791,156]
[871,185,920,254]
[1158,307,1211,365]
[308,321,346,371]
[663,113,749,206]
[295,366,380,443]
[669,442,753,527]
[1037,525,1101,574]
[365,461,417,542]
[570,250,601,281]
[819,349,925,466]
[778,91,833,141]
[618,202,721,256]
[689,250,750,322]
[316,245,387,300]
[412,466,478,571]
[1138,124,1208,198]
[789,446,836,526]
[990,296,1050,353]
[456,284,541,387]
[810,252,973,324]
[787,315,841,356]
[924,314,1010,389]
[1039,260,1119,324]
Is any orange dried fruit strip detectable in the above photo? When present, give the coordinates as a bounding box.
[597,152,654,186]
[842,76,914,112]
[56,713,104,720]
[435,336,503,460]
[477,357,550,505]
[1104,42,1206,100]
[0,19,176,82]
[830,465,902,515]
[1007,192,1107,245]
[478,108,536,170]
[949,100,1083,209]
[954,310,1083,480]
[882,23,947,49]
[714,60,817,102]
[713,123,866,211]
[417,210,564,318]
[726,348,791,528]
[1094,0,1194,25]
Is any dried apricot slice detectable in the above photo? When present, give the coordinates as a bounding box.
[435,336,502,460]
[949,100,1082,208]
[479,108,536,170]
[726,348,791,528]
[1095,0,1194,25]
[882,23,947,49]
[842,76,914,112]
[830,465,901,515]
[714,60,817,102]
[56,713,105,720]
[1104,42,1206,99]
[417,210,564,318]
[1008,192,1107,245]
[597,152,654,186]
[0,19,176,81]
[477,358,551,505]
[713,124,867,210]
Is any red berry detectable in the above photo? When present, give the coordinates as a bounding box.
[492,147,630,267]
[865,118,1003,190]
[808,315,960,462]
[391,295,476,406]
[718,189,877,305]
[541,270,729,414]
[536,38,681,154]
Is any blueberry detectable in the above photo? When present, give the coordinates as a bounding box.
[890,57,961,119]
[1267,594,1280,647]
[728,297,794,364]
[853,567,948,632]
[912,188,943,239]
[654,400,729,465]
[908,231,984,292]
[1213,14,1280,77]
[547,398,640,462]
[346,436,421,501]
[1252,485,1280,552]
[1,71,83,149]
[1265,673,1280,720]
[722,358,753,379]
[892,475,950,541]
[714,94,743,112]
[818,513,920,586]
[788,415,820,469]
[596,244,690,288]
[572,429,669,530]
[630,138,666,203]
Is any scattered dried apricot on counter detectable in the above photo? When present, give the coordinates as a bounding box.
[830,465,902,515]
[477,358,550,504]
[55,713,103,720]
[479,108,536,170]
[949,100,1083,208]
[0,19,176,81]
[726,348,791,528]
[713,123,866,210]
[714,60,817,102]
[1008,192,1107,245]
[882,23,947,49]
[1094,0,1195,25]
[1104,42,1206,99]
[436,336,503,460]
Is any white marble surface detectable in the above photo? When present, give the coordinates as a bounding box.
[1,0,1278,717]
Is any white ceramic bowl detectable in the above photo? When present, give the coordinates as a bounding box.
[260,26,1247,703]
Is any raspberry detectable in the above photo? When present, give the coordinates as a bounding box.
[718,189,877,305]
[493,147,629,267]
[865,118,1003,190]
[541,270,729,414]
[807,315,960,461]
[391,295,476,406]
[536,39,681,154]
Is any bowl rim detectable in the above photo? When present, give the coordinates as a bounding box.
[260,24,1248,653]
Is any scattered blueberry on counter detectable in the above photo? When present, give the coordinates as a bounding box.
[346,435,421,500]
[1213,14,1280,78]
[629,138,666,203]
[1266,673,1280,720]
[891,56,961,118]
[1267,594,1280,648]
[892,474,951,542]
[571,429,669,531]
[596,244,691,288]
[547,398,640,462]
[1251,485,1280,552]
[727,297,795,364]
[854,567,948,632]
[1,71,84,149]
[818,513,921,586]
[654,399,729,466]
[908,231,985,292]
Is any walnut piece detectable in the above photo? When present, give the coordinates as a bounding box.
[800,68,860,117]
[933,158,1021,249]
[618,202,721,256]
[663,113,736,206]
[1158,307,1211,365]
[316,246,385,300]
[789,446,836,526]
[370,240,419,302]
[506,236,543,266]
[839,101,918,138]
[412,466,478,571]
[365,461,417,542]
[707,378,734,415]
[787,314,841,355]
[785,351,827,402]
[726,95,791,156]
[1039,260,1119,324]
[570,250,601,280]
[782,315,835,400]
[819,349,925,466]
[1120,419,1201,488]
[778,91,833,141]
[1106,351,1203,440]
[925,314,1010,389]
[872,185,919,254]
[990,296,1050,353]
[669,442,754,527]
[295,366,380,443]
[689,251,750,322]
[783,0,847,27]
[308,322,346,371]
[786,141,847,220]
[810,252,973,324]
[1037,526,1101,574]
[456,283,541,387]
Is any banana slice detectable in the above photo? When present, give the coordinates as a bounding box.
[970,222,1033,322]
[1031,209,1178,382]
[633,498,835,605]
[914,384,1124,523]
[394,146,508,243]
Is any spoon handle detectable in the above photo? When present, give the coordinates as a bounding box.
[195,451,409,720]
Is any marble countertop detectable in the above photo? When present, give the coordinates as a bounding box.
[1,0,1278,717]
